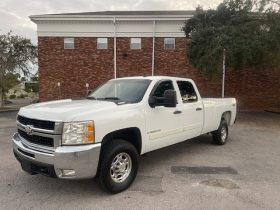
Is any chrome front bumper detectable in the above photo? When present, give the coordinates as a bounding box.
[12,133,101,179]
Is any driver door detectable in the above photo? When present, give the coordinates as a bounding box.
[145,80,184,152]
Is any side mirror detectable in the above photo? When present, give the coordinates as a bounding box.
[149,90,177,108]
[148,96,156,108]
[163,90,177,107]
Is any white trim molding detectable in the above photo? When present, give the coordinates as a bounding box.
[31,12,191,38]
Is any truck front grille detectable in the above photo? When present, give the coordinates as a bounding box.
[17,115,55,130]
[18,129,54,147]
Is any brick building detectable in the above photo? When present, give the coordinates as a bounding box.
[30,11,280,111]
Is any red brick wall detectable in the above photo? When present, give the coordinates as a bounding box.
[38,37,280,111]
[116,37,153,77]
[225,68,280,111]
[38,37,114,100]
[154,37,222,97]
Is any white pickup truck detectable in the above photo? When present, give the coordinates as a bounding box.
[13,76,236,193]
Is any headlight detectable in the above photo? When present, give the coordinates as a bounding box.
[62,121,94,145]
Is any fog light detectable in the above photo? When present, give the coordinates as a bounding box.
[61,169,76,177]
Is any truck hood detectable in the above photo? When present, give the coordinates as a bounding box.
[18,99,117,122]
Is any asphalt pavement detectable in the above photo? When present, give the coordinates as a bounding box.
[0,111,280,210]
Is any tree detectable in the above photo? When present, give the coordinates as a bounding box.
[2,73,20,97]
[0,32,37,106]
[183,0,280,78]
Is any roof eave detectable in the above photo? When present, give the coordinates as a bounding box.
[29,14,193,23]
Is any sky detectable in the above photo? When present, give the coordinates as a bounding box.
[0,0,222,44]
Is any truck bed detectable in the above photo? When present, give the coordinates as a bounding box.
[201,98,237,134]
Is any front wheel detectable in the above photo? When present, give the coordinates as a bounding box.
[212,119,228,145]
[97,139,139,193]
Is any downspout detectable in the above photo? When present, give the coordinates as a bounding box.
[113,17,117,79]
[222,48,226,98]
[152,20,156,76]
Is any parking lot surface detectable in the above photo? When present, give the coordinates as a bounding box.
[0,111,280,210]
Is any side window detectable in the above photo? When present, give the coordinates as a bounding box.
[153,81,174,97]
[177,81,197,103]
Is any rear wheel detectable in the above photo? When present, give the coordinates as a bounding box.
[212,119,228,145]
[97,139,139,193]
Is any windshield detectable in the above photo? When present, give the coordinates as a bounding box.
[88,79,152,103]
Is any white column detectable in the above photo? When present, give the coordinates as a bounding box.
[222,48,226,98]
[113,17,117,79]
[152,20,156,76]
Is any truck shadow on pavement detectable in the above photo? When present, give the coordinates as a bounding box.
[140,134,219,166]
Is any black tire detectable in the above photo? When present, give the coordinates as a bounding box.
[97,139,139,194]
[212,119,228,145]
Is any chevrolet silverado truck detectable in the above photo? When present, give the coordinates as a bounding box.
[13,76,236,193]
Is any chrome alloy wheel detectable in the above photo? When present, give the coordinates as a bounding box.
[110,152,132,183]
[221,126,227,142]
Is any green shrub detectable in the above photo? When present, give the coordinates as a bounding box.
[24,87,31,93]
[18,94,26,98]
[9,94,16,99]
[25,82,39,93]
[31,98,39,103]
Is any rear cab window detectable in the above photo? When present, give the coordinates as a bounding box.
[176,81,198,103]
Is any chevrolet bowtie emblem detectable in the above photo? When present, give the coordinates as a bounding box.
[25,125,33,135]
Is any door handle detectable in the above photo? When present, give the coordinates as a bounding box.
[196,107,203,111]
[173,110,182,114]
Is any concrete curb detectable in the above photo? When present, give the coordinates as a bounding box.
[0,108,20,113]
[265,110,280,114]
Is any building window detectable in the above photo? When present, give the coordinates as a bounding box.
[130,38,141,49]
[164,38,175,50]
[64,38,74,49]
[97,38,108,49]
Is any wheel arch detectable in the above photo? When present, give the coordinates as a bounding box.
[100,127,142,155]
[221,111,231,125]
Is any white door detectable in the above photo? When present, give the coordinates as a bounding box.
[176,80,203,139]
[144,80,184,152]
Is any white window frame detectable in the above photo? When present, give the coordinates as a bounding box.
[64,37,74,49]
[97,38,108,49]
[130,38,141,50]
[164,38,175,50]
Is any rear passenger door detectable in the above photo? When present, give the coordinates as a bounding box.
[176,80,204,139]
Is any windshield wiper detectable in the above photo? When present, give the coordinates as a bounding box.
[96,97,121,100]
[86,96,97,100]
[88,96,125,103]
[97,97,125,102]
[103,97,121,100]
